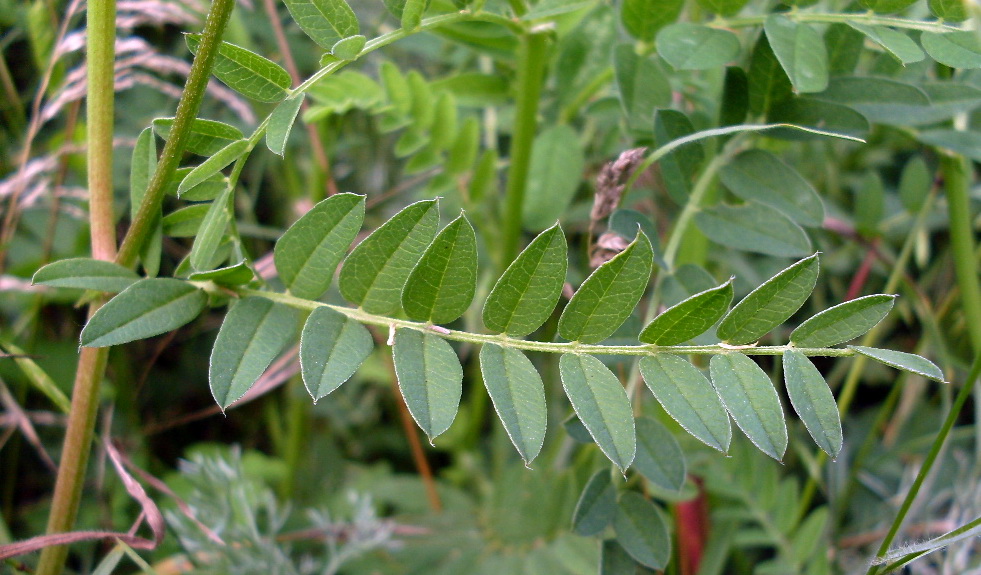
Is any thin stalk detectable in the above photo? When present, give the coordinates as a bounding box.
[715,11,964,32]
[34,0,117,568]
[115,0,237,268]
[501,30,548,266]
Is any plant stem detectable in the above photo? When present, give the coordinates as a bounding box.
[34,0,117,568]
[501,30,548,266]
[115,0,236,268]
[715,11,964,32]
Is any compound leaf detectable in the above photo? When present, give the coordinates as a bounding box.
[275,193,365,301]
[300,306,373,401]
[850,346,945,382]
[559,231,653,344]
[479,344,547,464]
[210,297,298,409]
[483,225,568,337]
[559,353,636,471]
[710,353,788,461]
[640,355,731,452]
[640,279,733,345]
[339,199,438,314]
[791,294,896,348]
[394,329,463,441]
[33,258,139,293]
[717,253,820,345]
[80,279,206,347]
[402,215,477,324]
[783,350,842,458]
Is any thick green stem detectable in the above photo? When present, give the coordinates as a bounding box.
[115,0,236,268]
[501,31,548,267]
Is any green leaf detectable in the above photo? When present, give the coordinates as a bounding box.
[899,156,931,213]
[850,346,945,382]
[791,294,896,348]
[152,117,243,157]
[483,225,568,337]
[694,203,813,257]
[613,492,671,570]
[300,306,373,401]
[331,35,365,60]
[162,204,209,237]
[275,193,365,301]
[694,0,747,17]
[189,184,233,272]
[719,149,824,227]
[764,15,828,93]
[210,297,298,409]
[720,66,750,126]
[80,279,206,347]
[748,34,792,116]
[479,344,547,464]
[928,0,968,21]
[709,353,788,461]
[846,23,924,65]
[855,171,884,237]
[177,139,248,197]
[171,171,226,202]
[633,416,686,491]
[0,341,70,414]
[826,24,865,75]
[717,253,820,345]
[559,231,653,344]
[559,353,636,471]
[859,0,917,13]
[600,540,639,575]
[814,76,930,125]
[640,355,731,452]
[654,109,704,204]
[614,46,671,137]
[402,215,477,324]
[282,0,359,50]
[522,125,585,231]
[767,97,870,141]
[621,0,683,41]
[401,0,426,30]
[656,24,740,70]
[187,261,255,286]
[338,199,439,314]
[266,94,305,156]
[571,470,617,536]
[639,279,733,345]
[782,350,842,457]
[917,129,981,162]
[33,258,139,293]
[922,32,981,69]
[393,329,463,441]
[186,35,291,102]
[130,127,161,276]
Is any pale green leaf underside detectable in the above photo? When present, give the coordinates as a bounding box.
[283,0,359,50]
[189,183,232,271]
[523,125,586,231]
[339,199,438,315]
[719,149,824,227]
[210,297,298,409]
[710,353,788,461]
[559,353,636,471]
[850,346,945,382]
[791,294,895,347]
[393,329,463,441]
[633,416,686,491]
[717,253,820,344]
[572,470,617,537]
[300,306,373,401]
[559,231,653,344]
[33,258,139,293]
[694,202,813,258]
[80,279,206,347]
[177,139,248,197]
[153,117,243,157]
[921,31,981,69]
[656,23,740,71]
[846,23,925,65]
[479,344,547,464]
[275,193,365,301]
[639,355,731,452]
[402,215,478,324]
[764,15,829,93]
[639,279,733,345]
[186,35,291,102]
[614,492,671,570]
[131,129,161,276]
[783,350,842,458]
[266,94,305,156]
[483,225,567,337]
